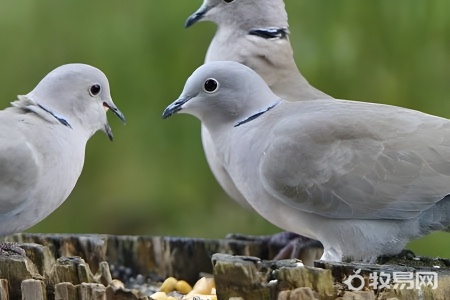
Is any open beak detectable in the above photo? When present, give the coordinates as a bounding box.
[104,123,114,141]
[103,100,126,141]
[103,102,126,124]
[185,4,209,28]
[162,96,192,119]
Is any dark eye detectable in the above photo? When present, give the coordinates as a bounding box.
[224,0,234,3]
[89,84,101,96]
[203,78,219,93]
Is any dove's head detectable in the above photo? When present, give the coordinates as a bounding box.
[26,64,125,141]
[163,61,280,129]
[185,0,288,29]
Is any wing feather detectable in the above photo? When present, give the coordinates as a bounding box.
[260,100,450,220]
[0,116,40,216]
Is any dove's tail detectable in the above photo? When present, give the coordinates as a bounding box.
[418,195,450,235]
[440,196,450,232]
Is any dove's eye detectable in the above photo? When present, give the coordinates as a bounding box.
[224,0,234,3]
[203,78,219,93]
[89,84,101,96]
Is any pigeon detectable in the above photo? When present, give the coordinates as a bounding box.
[185,0,330,102]
[163,61,450,262]
[186,0,329,212]
[186,0,328,262]
[0,63,125,246]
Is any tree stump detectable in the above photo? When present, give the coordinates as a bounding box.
[0,233,448,299]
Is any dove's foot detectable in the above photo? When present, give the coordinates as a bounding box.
[226,231,324,266]
[0,242,26,256]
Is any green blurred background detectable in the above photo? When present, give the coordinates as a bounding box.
[1,0,449,257]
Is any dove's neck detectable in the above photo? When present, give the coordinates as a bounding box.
[270,72,333,102]
[11,95,72,128]
[208,26,332,102]
[202,96,282,140]
[208,4,289,57]
[234,100,281,127]
[36,103,72,128]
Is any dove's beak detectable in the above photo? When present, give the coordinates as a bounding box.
[104,123,114,141]
[185,4,209,28]
[162,96,192,119]
[103,101,126,124]
[102,100,126,141]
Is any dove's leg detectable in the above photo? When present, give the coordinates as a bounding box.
[272,234,324,266]
[227,232,324,266]
[0,242,26,256]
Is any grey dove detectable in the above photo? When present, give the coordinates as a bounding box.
[186,0,325,260]
[185,0,329,102]
[0,63,125,239]
[163,61,450,262]
[186,0,331,211]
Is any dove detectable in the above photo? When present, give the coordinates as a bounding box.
[186,0,328,261]
[163,61,450,262]
[0,63,125,243]
[185,0,330,102]
[186,0,330,210]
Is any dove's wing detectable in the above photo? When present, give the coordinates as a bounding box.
[260,100,450,220]
[0,114,40,217]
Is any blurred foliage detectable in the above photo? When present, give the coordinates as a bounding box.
[0,0,449,257]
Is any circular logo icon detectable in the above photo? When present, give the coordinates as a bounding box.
[343,269,365,291]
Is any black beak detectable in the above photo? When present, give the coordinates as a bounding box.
[185,5,209,28]
[105,123,114,141]
[102,102,126,142]
[103,102,126,124]
[162,97,192,119]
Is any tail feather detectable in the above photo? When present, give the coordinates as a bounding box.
[420,195,450,234]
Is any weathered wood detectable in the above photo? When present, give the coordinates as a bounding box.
[20,243,56,278]
[213,254,272,300]
[212,253,450,300]
[55,282,78,300]
[4,233,283,283]
[0,254,43,299]
[336,291,376,300]
[274,262,334,298]
[1,233,449,299]
[213,254,335,300]
[0,279,9,300]
[21,279,46,300]
[316,260,450,299]
[277,287,320,300]
[78,283,106,300]
[93,262,112,287]
[50,257,95,286]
